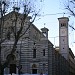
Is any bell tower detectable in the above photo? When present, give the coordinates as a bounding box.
[41,27,49,39]
[58,17,69,60]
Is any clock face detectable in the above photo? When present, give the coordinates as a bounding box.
[60,28,67,36]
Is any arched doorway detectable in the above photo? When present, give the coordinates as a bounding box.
[6,54,16,74]
[10,64,16,74]
[32,64,37,74]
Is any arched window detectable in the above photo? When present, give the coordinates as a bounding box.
[33,49,36,58]
[32,64,37,68]
[43,49,45,56]
[32,64,37,74]
[7,30,10,40]
[61,23,66,27]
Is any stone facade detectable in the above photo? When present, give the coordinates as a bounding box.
[1,11,54,75]
[55,49,69,75]
[58,17,69,60]
[58,17,75,75]
[69,48,75,75]
[55,47,75,75]
[1,12,75,75]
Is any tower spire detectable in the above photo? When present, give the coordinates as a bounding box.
[63,13,65,17]
[44,23,46,27]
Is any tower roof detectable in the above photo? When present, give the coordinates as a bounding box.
[58,17,69,21]
[41,27,49,31]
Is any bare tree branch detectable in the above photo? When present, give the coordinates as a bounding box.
[0,38,6,44]
[66,6,75,17]
[69,25,75,30]
[0,0,43,74]
[65,0,75,30]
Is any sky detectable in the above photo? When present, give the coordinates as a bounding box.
[33,0,75,55]
[1,0,75,55]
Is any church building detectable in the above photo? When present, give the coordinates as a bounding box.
[1,11,54,75]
